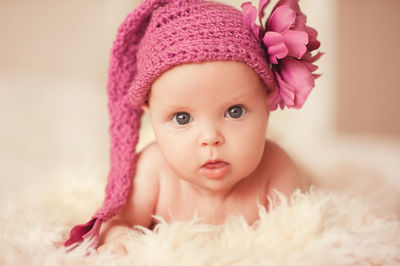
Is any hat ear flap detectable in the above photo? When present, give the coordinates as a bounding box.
[64,0,168,249]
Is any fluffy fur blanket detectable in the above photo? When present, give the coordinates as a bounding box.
[1,164,400,266]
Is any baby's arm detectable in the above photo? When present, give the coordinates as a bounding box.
[265,141,303,209]
[98,142,160,253]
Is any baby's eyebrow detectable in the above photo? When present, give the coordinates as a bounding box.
[223,92,255,103]
[162,103,190,112]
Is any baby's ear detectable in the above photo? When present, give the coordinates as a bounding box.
[141,101,150,113]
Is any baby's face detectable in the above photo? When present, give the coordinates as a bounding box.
[147,61,269,193]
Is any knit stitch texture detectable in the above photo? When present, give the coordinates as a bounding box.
[131,0,276,105]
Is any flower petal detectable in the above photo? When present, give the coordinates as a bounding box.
[306,51,324,63]
[313,73,322,79]
[263,31,288,64]
[302,61,318,72]
[282,30,308,59]
[275,0,301,13]
[241,2,261,38]
[292,12,306,31]
[273,0,306,31]
[305,26,320,51]
[275,71,296,107]
[267,5,295,33]
[258,0,271,26]
[279,57,315,108]
[267,89,282,111]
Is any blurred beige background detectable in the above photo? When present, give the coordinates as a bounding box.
[1,0,399,194]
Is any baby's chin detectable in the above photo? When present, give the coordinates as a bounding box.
[184,173,247,195]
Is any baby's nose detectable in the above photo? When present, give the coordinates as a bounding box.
[198,125,225,147]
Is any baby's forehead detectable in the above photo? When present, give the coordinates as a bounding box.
[149,61,265,99]
[148,74,266,113]
[161,87,258,102]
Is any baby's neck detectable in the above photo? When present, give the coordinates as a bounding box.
[177,180,238,224]
[178,179,237,207]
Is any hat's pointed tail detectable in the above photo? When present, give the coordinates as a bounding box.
[64,0,169,249]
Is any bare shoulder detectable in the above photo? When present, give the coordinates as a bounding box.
[262,140,303,201]
[118,141,162,227]
[136,141,164,172]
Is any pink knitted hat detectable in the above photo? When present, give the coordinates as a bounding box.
[65,0,321,248]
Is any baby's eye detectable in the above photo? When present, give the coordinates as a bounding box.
[172,112,193,125]
[225,105,246,119]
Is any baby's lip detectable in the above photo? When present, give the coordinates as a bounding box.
[199,160,231,179]
[201,159,228,168]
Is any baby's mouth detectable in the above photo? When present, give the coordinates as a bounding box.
[199,160,231,179]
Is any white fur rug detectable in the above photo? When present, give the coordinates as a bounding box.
[1,164,400,266]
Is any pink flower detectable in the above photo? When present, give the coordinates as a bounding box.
[241,0,322,111]
[241,2,262,39]
[263,5,308,64]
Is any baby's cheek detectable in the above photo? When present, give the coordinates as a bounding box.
[228,129,265,171]
[239,146,264,175]
[157,134,196,172]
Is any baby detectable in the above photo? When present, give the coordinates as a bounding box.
[64,0,321,254]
